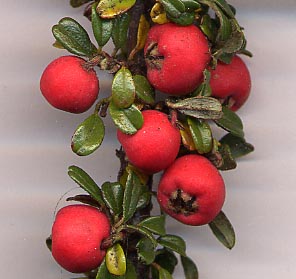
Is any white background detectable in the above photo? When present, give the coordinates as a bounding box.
[0,0,296,278]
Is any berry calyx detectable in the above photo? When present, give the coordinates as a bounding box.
[40,55,99,113]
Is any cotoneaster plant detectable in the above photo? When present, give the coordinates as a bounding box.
[41,1,255,279]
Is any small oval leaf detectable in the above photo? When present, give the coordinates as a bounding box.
[159,267,174,279]
[209,211,236,249]
[102,182,124,215]
[96,259,136,279]
[106,244,126,276]
[71,114,105,156]
[112,68,135,108]
[133,75,155,104]
[127,225,158,248]
[52,17,97,57]
[138,215,166,236]
[109,101,143,135]
[111,13,131,53]
[157,235,186,257]
[97,0,136,18]
[136,237,156,265]
[181,256,199,279]
[217,144,237,170]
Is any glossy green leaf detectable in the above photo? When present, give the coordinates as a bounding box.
[136,237,156,264]
[66,194,102,207]
[122,171,143,222]
[112,68,136,108]
[182,0,201,10]
[97,0,136,18]
[200,14,218,43]
[70,0,92,8]
[111,13,130,52]
[181,256,199,279]
[101,182,124,215]
[68,165,104,206]
[91,4,113,47]
[167,11,195,26]
[166,97,222,120]
[136,184,151,210]
[214,0,235,18]
[138,215,166,236]
[187,117,213,154]
[154,249,178,274]
[209,211,236,249]
[133,75,155,104]
[217,144,237,171]
[159,267,174,279]
[109,101,143,135]
[214,106,244,138]
[71,114,105,156]
[52,17,97,57]
[161,0,185,18]
[220,133,254,158]
[157,235,186,257]
[192,69,212,97]
[126,225,158,248]
[106,244,126,276]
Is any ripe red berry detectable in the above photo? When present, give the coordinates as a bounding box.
[117,110,181,174]
[144,23,210,96]
[40,56,99,113]
[51,205,110,273]
[157,154,225,226]
[209,55,251,111]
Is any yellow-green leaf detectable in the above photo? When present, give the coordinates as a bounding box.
[97,0,136,19]
[106,244,126,276]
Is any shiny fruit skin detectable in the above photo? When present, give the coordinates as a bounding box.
[157,154,225,226]
[209,55,251,111]
[144,23,210,96]
[117,110,181,174]
[51,205,110,273]
[40,56,99,113]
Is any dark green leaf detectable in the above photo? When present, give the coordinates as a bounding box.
[159,267,174,279]
[112,67,136,108]
[152,249,178,279]
[71,114,105,156]
[68,165,104,206]
[182,0,201,11]
[209,211,235,249]
[133,75,155,105]
[66,194,101,207]
[187,117,213,154]
[167,11,195,26]
[122,171,143,222]
[157,235,186,257]
[200,14,218,43]
[166,97,222,120]
[214,106,244,138]
[137,190,151,210]
[46,236,52,251]
[213,0,235,18]
[220,133,254,158]
[138,215,166,236]
[136,237,156,264]
[97,0,136,18]
[161,0,185,18]
[217,144,237,171]
[52,17,97,57]
[70,0,92,8]
[91,4,113,47]
[109,101,143,135]
[181,256,199,279]
[101,182,124,215]
[112,13,130,52]
[126,225,157,248]
[192,69,212,97]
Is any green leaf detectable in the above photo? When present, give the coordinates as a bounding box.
[167,11,195,26]
[126,225,158,248]
[152,249,178,279]
[106,244,126,276]
[52,17,97,57]
[209,211,236,249]
[112,68,136,108]
[111,13,130,52]
[136,189,151,210]
[91,4,113,47]
[220,133,254,158]
[166,97,222,120]
[138,215,166,236]
[187,117,212,154]
[217,143,237,171]
[101,182,124,215]
[70,0,92,8]
[182,0,201,11]
[122,171,143,222]
[181,256,199,279]
[160,0,185,18]
[133,75,155,105]
[68,165,104,206]
[214,106,244,138]
[97,0,136,18]
[157,235,186,257]
[136,237,156,265]
[213,0,235,18]
[192,69,212,97]
[66,194,102,207]
[71,114,105,156]
[159,267,174,279]
[109,101,143,135]
[200,14,218,43]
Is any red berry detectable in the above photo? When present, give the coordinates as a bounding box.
[117,110,181,174]
[144,23,210,96]
[209,55,251,111]
[157,154,225,226]
[40,56,99,113]
[51,205,110,273]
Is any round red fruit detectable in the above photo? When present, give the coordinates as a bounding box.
[51,205,110,273]
[157,154,225,226]
[117,110,181,174]
[40,56,99,113]
[209,55,251,111]
[144,23,210,96]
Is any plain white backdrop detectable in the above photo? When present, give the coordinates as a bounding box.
[0,0,296,278]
